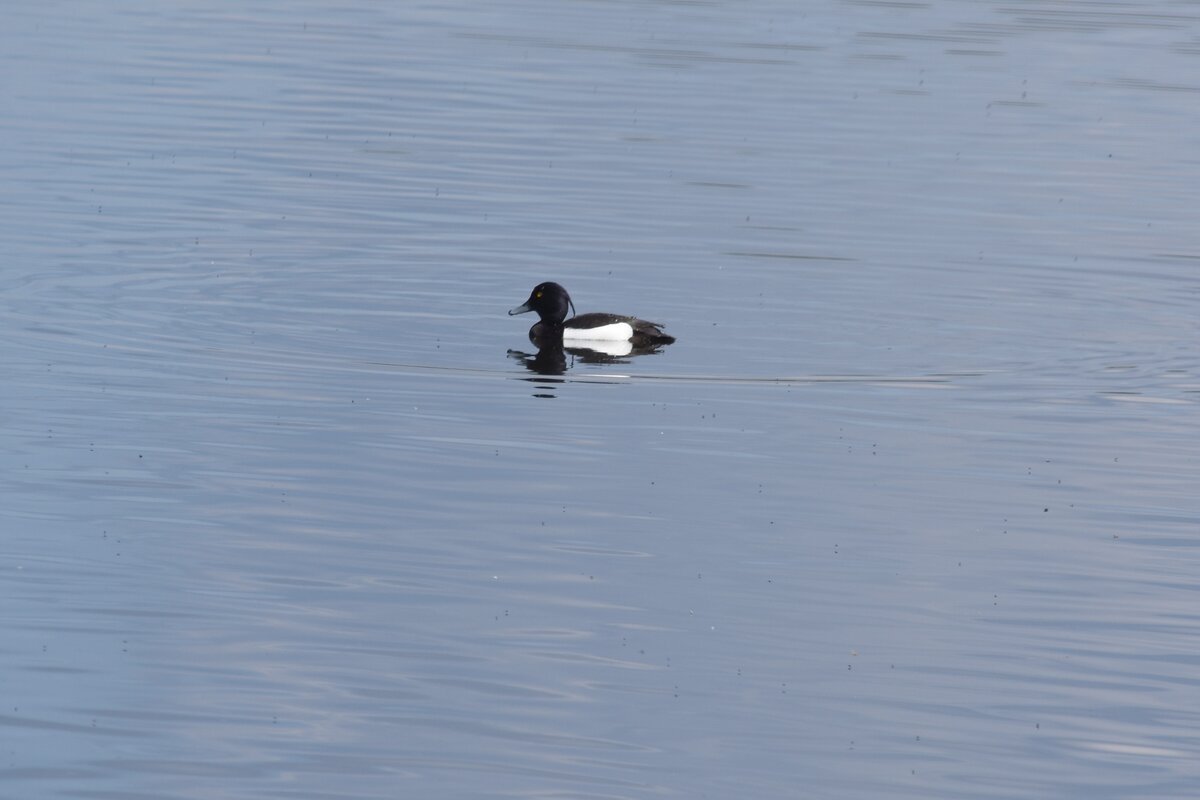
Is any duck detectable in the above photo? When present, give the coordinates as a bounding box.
[508,282,676,346]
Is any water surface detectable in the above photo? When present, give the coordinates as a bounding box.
[3,1,1199,798]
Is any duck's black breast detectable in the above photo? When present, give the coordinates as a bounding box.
[527,320,558,341]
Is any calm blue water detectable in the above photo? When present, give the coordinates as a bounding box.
[3,1,1199,798]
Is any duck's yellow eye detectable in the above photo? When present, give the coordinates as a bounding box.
[535,291,543,298]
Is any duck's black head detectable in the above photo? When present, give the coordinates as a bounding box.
[508,282,576,325]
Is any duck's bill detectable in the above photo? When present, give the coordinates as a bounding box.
[508,302,533,316]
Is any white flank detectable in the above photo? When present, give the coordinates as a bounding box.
[568,339,633,357]
[562,321,634,342]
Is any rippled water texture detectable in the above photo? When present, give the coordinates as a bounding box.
[3,1,1199,798]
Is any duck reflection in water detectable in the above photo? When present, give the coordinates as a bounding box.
[507,337,673,376]
[507,281,675,375]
